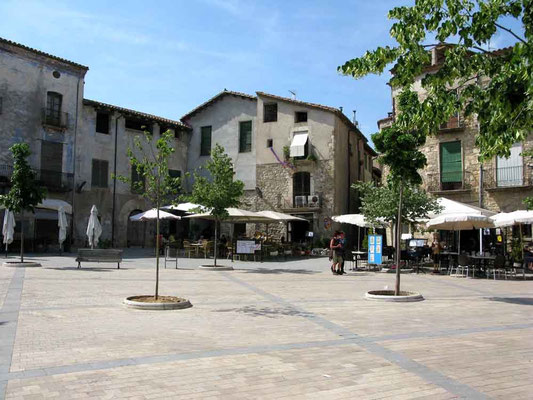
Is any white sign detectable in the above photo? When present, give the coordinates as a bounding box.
[236,240,260,254]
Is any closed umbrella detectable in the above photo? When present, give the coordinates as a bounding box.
[86,205,102,249]
[3,210,15,255]
[58,206,68,250]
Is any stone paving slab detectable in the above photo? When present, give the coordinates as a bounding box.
[1,253,532,399]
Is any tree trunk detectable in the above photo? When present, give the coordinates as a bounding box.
[155,205,160,300]
[20,215,24,263]
[395,183,403,296]
[214,220,218,267]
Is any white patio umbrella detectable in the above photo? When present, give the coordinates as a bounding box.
[3,210,15,255]
[426,213,494,254]
[255,211,307,241]
[86,205,102,249]
[332,214,388,251]
[184,208,276,223]
[58,206,68,250]
[129,208,181,221]
[161,203,205,213]
[491,210,533,260]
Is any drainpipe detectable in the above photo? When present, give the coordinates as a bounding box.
[111,114,122,247]
[70,74,82,248]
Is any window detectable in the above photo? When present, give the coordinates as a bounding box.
[125,118,151,132]
[169,169,181,179]
[159,125,171,136]
[440,141,462,190]
[40,141,63,187]
[96,112,110,134]
[295,111,307,123]
[131,167,145,193]
[92,159,109,188]
[290,132,309,158]
[239,121,252,153]
[263,103,277,122]
[267,139,273,148]
[293,172,311,206]
[497,143,523,187]
[200,126,212,156]
[45,92,62,126]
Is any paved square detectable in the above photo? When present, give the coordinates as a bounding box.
[1,253,532,399]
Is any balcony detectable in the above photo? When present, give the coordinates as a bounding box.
[483,165,531,190]
[425,171,473,193]
[42,108,69,130]
[439,115,464,132]
[280,194,321,212]
[0,165,73,192]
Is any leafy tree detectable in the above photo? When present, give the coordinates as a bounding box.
[340,0,530,294]
[339,0,531,161]
[116,130,181,300]
[0,143,46,262]
[355,182,441,229]
[186,143,244,267]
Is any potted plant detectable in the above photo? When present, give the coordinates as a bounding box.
[511,237,523,267]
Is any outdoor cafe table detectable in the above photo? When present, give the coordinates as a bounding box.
[190,243,203,257]
[439,251,458,271]
[352,251,366,270]
[469,255,496,277]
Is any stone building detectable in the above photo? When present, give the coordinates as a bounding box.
[183,90,377,243]
[0,37,190,250]
[377,44,533,245]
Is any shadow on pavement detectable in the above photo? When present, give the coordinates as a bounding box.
[238,268,319,275]
[488,297,533,306]
[44,267,120,272]
[212,305,312,318]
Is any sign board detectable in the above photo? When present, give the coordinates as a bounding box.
[368,234,383,265]
[236,240,260,254]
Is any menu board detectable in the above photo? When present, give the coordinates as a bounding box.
[368,234,383,265]
[236,240,260,254]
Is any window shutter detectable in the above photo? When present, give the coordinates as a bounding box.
[440,142,462,183]
[100,160,108,187]
[200,126,212,156]
[239,121,252,153]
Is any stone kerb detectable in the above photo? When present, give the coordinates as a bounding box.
[2,261,42,268]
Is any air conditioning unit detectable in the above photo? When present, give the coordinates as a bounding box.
[295,195,307,207]
[307,194,320,207]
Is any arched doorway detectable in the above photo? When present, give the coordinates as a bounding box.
[127,209,144,247]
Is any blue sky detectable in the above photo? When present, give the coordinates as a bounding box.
[0,0,523,143]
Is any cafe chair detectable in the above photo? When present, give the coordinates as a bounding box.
[182,240,194,258]
[451,254,470,277]
[164,246,178,269]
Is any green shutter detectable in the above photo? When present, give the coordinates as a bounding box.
[239,121,252,153]
[440,141,462,183]
[200,126,212,156]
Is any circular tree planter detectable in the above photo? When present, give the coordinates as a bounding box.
[124,295,192,310]
[198,264,234,271]
[365,290,424,302]
[2,261,41,268]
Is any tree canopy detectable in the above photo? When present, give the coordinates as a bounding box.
[354,182,441,228]
[339,0,531,166]
[187,143,244,220]
[0,143,46,214]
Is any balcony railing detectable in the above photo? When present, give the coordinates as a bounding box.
[425,171,473,192]
[42,108,69,129]
[0,165,73,192]
[439,115,464,131]
[281,194,321,210]
[483,165,530,189]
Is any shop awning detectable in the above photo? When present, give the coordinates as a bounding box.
[290,133,308,157]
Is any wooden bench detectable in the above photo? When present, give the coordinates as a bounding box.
[76,249,123,269]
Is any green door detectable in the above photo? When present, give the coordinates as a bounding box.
[440,141,462,183]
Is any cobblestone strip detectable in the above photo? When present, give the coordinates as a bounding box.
[0,268,25,400]
[221,272,491,400]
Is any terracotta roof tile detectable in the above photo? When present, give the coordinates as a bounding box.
[0,37,88,70]
[83,99,190,129]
